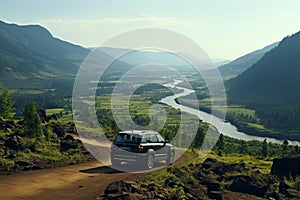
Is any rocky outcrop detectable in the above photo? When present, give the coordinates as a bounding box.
[0,117,21,132]
[5,135,25,150]
[229,175,268,197]
[271,155,300,177]
[100,156,300,199]
[60,135,81,151]
[53,125,65,137]
[102,180,170,200]
[37,109,58,122]
[37,109,48,123]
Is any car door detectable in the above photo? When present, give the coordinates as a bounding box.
[149,134,166,160]
[155,134,169,159]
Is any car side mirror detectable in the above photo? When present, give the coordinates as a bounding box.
[165,140,169,143]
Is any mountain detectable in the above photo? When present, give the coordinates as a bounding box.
[219,42,279,79]
[213,58,231,67]
[228,31,300,137]
[229,32,300,103]
[0,20,89,82]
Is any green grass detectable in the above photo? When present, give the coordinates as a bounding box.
[46,108,64,115]
[146,150,274,192]
[226,106,256,117]
[201,152,273,174]
[247,122,267,130]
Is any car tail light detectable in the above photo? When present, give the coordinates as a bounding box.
[138,144,144,151]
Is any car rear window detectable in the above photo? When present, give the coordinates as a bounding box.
[114,133,141,143]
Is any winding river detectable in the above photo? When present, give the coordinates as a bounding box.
[160,80,300,145]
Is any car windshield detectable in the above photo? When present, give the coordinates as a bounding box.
[114,133,141,143]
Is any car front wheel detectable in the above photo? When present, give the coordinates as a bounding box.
[166,150,174,165]
[146,153,154,169]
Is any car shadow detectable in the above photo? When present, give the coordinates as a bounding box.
[80,162,168,174]
[80,165,123,174]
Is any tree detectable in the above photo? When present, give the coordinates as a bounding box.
[216,134,226,156]
[0,90,15,119]
[294,145,299,155]
[282,139,289,157]
[262,139,268,157]
[23,102,43,138]
[239,140,248,154]
[192,125,206,148]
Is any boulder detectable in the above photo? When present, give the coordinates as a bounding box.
[200,176,222,191]
[104,180,140,195]
[202,158,218,169]
[183,183,207,198]
[0,117,4,129]
[208,191,223,200]
[229,175,268,197]
[103,181,169,200]
[271,155,300,177]
[53,125,65,137]
[15,160,33,166]
[103,193,144,200]
[279,180,291,195]
[64,134,76,141]
[37,109,48,123]
[60,138,80,151]
[0,118,17,131]
[47,114,58,121]
[5,120,15,129]
[201,157,241,176]
[5,135,25,150]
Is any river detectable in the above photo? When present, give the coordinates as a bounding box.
[160,80,300,145]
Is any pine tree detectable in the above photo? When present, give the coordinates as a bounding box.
[239,140,247,154]
[282,139,289,157]
[216,134,225,156]
[192,125,206,148]
[23,102,43,138]
[262,139,268,157]
[294,145,299,155]
[0,90,15,119]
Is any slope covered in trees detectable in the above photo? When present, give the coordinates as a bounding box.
[228,31,300,138]
[0,20,89,80]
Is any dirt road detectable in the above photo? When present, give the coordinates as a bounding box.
[0,153,187,200]
[0,161,142,200]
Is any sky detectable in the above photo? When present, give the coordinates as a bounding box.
[1,0,300,60]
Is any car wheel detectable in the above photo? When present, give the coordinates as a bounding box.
[146,153,154,169]
[166,150,174,165]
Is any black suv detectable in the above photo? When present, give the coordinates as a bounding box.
[110,130,175,169]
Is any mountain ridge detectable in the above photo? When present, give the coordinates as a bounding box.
[0,20,89,82]
[219,42,279,79]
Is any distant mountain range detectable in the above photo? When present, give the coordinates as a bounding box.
[219,42,279,79]
[0,20,89,82]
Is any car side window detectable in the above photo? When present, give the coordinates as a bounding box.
[156,134,165,143]
[150,134,158,143]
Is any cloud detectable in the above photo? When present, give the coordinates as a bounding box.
[37,16,194,47]
[39,16,194,27]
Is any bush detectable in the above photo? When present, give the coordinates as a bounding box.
[0,158,15,171]
[293,176,300,191]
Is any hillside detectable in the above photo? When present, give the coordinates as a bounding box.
[228,31,300,138]
[219,42,278,79]
[0,20,89,82]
